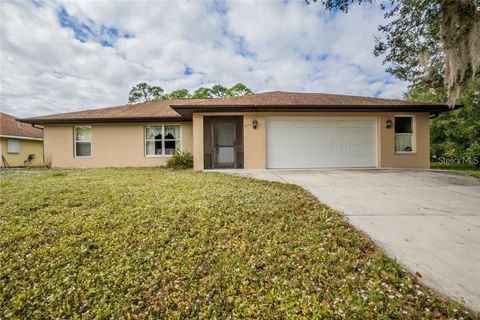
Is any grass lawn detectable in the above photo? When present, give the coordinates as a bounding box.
[0,168,474,319]
[431,162,480,178]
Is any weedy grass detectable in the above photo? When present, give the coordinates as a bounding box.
[431,162,480,178]
[0,168,474,319]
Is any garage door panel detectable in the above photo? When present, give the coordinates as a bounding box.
[267,118,376,168]
[308,120,322,128]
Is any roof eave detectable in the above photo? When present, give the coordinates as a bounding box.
[170,104,456,119]
[18,116,186,125]
[0,134,43,141]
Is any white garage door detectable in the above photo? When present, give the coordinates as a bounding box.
[267,118,377,168]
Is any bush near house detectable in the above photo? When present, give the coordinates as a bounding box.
[166,151,193,169]
[0,169,473,319]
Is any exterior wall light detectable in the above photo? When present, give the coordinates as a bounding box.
[386,119,393,129]
[252,119,258,129]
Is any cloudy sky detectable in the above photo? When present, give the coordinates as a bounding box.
[0,0,408,117]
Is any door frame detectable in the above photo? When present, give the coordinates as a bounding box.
[203,115,245,169]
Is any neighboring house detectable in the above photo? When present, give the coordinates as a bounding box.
[19,91,453,170]
[1,112,44,167]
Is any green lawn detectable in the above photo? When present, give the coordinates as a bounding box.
[431,162,480,178]
[0,169,473,319]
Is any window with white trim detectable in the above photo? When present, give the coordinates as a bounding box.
[7,139,20,153]
[395,116,413,152]
[75,126,92,157]
[145,125,181,156]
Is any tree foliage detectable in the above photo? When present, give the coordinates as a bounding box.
[191,83,253,99]
[373,0,444,84]
[308,0,480,103]
[428,77,480,160]
[128,83,253,103]
[210,85,229,98]
[304,0,370,11]
[128,83,165,104]
[407,76,480,161]
[191,87,214,99]
[374,0,480,103]
[166,89,191,100]
[229,83,254,97]
[405,65,448,104]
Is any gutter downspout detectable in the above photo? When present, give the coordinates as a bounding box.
[31,124,45,167]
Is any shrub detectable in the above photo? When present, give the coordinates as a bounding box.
[167,151,193,169]
[44,156,52,169]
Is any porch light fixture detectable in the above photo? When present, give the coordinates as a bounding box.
[386,119,393,129]
[252,119,258,129]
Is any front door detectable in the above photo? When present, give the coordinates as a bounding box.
[213,118,236,168]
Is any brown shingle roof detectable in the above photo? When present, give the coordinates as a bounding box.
[172,91,441,107]
[169,91,452,118]
[0,112,43,139]
[20,91,452,124]
[20,99,206,124]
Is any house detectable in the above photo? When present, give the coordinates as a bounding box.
[19,91,452,170]
[1,112,44,167]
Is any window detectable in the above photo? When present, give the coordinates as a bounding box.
[395,116,413,152]
[145,125,181,156]
[7,139,20,153]
[75,126,92,157]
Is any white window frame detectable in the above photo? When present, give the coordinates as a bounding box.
[144,125,182,157]
[7,139,20,154]
[394,115,415,154]
[74,126,92,158]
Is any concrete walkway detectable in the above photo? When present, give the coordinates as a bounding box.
[216,169,480,311]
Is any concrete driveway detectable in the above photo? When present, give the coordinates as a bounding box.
[219,169,480,311]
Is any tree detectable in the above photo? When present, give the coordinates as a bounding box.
[406,72,480,164]
[166,89,191,99]
[405,65,448,104]
[426,78,480,163]
[308,0,480,103]
[128,83,253,102]
[227,83,253,97]
[210,85,229,98]
[128,83,164,104]
[191,87,213,99]
[196,83,254,99]
[189,83,253,99]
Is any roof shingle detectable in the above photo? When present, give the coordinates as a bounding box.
[0,112,43,139]
[19,91,451,124]
[19,99,207,124]
[171,91,442,107]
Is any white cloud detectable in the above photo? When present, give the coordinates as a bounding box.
[0,0,408,117]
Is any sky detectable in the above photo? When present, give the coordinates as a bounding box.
[0,0,409,117]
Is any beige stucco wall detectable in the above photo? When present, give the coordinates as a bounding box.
[193,112,431,170]
[378,112,430,168]
[44,122,192,168]
[0,137,44,167]
[41,113,429,169]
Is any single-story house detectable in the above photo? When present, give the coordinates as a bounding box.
[1,112,44,167]
[19,91,452,170]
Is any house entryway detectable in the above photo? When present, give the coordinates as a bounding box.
[203,116,244,169]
